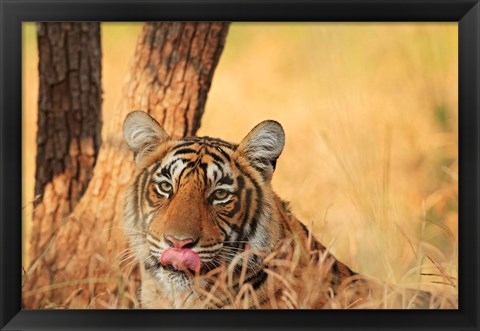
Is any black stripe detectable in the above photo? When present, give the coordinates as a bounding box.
[217,214,242,233]
[236,188,253,242]
[212,161,225,173]
[211,217,230,238]
[160,157,183,178]
[219,175,234,186]
[140,168,151,208]
[246,217,259,242]
[176,161,197,184]
[160,167,171,179]
[230,267,267,292]
[212,168,220,182]
[173,148,198,156]
[206,149,228,164]
[244,185,263,239]
[171,141,196,151]
[200,162,209,190]
[201,241,222,249]
[234,161,264,241]
[299,221,310,237]
[331,261,340,275]
[221,176,245,218]
[145,183,157,208]
[271,159,277,170]
[225,198,242,218]
[149,161,163,178]
[234,175,245,195]
[214,146,231,162]
[131,170,143,226]
[250,270,268,290]
[173,157,196,165]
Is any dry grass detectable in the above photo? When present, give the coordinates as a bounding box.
[22,22,458,308]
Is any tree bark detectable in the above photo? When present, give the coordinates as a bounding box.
[23,22,229,308]
[24,23,102,308]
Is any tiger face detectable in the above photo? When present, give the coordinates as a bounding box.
[122,111,285,294]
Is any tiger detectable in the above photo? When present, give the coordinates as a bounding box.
[122,110,454,309]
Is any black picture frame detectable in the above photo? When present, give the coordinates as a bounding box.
[1,0,478,330]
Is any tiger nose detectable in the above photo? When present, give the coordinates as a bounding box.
[164,235,198,249]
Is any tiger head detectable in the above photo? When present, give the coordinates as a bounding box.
[122,111,285,293]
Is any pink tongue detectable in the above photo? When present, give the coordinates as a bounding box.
[160,248,201,273]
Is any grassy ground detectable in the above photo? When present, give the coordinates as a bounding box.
[22,22,458,306]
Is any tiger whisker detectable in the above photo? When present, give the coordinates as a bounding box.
[115,254,137,266]
[120,258,140,273]
[113,248,144,266]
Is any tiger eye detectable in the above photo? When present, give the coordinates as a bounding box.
[158,181,173,194]
[213,189,229,200]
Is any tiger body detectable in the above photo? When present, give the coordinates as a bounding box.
[122,111,450,309]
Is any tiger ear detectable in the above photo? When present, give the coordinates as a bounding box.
[237,120,285,179]
[123,111,169,162]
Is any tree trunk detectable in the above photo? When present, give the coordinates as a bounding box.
[23,22,230,309]
[24,23,102,308]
